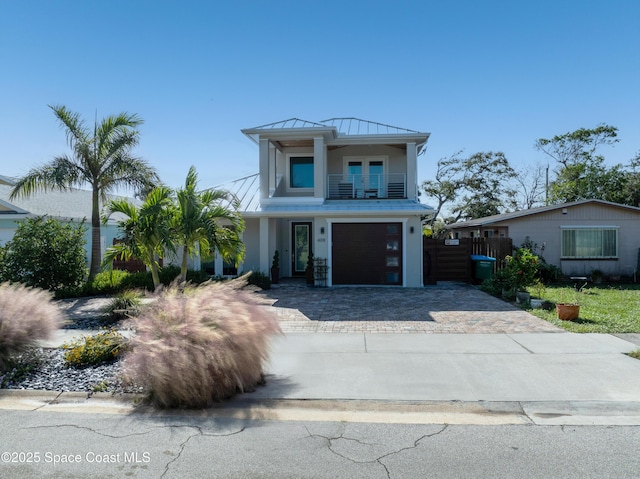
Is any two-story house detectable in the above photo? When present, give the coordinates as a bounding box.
[218,118,432,287]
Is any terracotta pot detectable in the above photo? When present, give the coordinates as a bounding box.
[556,303,580,321]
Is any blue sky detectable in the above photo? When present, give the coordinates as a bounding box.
[1,0,638,197]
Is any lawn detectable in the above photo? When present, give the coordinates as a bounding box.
[525,283,640,333]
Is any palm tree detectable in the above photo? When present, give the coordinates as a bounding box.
[102,186,175,290]
[173,166,245,282]
[10,105,159,280]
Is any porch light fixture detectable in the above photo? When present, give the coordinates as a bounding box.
[320,227,325,234]
[410,226,415,234]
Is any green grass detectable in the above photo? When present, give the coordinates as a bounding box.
[525,283,640,333]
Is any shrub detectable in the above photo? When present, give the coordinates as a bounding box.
[123,275,282,408]
[0,283,63,372]
[246,271,271,290]
[91,270,132,295]
[537,261,562,284]
[505,248,539,292]
[0,216,88,295]
[62,329,127,367]
[102,290,143,321]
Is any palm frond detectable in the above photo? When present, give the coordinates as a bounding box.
[49,104,90,151]
[9,157,84,199]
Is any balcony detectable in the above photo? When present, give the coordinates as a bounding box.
[327,174,406,200]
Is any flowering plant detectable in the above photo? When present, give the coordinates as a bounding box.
[505,248,539,292]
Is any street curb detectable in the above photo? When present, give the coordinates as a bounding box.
[2,390,640,426]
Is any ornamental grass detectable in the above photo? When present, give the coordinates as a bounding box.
[123,276,281,408]
[0,282,63,372]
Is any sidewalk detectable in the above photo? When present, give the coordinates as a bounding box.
[4,286,640,425]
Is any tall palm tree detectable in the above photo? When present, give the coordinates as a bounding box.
[102,186,175,290]
[10,105,159,280]
[173,166,245,282]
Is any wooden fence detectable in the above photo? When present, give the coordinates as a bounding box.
[423,237,513,284]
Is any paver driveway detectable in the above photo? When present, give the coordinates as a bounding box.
[257,280,563,334]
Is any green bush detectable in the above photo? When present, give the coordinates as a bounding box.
[91,266,210,295]
[123,277,282,408]
[91,270,132,294]
[0,216,87,295]
[62,329,127,367]
[0,283,63,372]
[537,261,562,284]
[246,271,271,290]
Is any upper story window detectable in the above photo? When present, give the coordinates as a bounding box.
[561,227,619,259]
[289,156,314,189]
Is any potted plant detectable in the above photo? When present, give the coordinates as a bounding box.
[305,250,314,286]
[270,250,280,284]
[505,248,539,304]
[556,288,580,320]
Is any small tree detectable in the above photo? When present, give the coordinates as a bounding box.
[172,166,245,283]
[103,187,175,290]
[0,216,87,294]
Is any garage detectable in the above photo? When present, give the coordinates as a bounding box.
[332,222,402,285]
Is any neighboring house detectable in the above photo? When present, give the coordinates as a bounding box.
[215,118,433,287]
[446,199,640,277]
[0,175,125,266]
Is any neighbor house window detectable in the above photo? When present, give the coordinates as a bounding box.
[289,156,314,188]
[561,227,618,259]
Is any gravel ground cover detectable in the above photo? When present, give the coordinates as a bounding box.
[0,348,135,394]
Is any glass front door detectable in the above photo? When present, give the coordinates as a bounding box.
[292,222,312,275]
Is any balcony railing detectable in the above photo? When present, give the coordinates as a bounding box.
[327,174,406,199]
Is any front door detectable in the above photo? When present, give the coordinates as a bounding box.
[347,159,384,198]
[291,222,312,276]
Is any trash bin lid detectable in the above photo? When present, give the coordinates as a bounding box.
[470,255,496,261]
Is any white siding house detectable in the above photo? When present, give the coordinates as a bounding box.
[446,200,640,278]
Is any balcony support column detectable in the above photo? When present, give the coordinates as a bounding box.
[313,136,326,199]
[406,142,417,200]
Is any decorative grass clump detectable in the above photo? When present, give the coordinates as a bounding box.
[102,290,143,321]
[62,329,128,367]
[0,282,63,372]
[123,276,282,408]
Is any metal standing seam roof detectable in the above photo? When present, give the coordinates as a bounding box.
[209,174,261,213]
[244,117,427,136]
[319,117,423,135]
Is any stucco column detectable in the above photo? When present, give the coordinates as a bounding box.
[259,216,270,273]
[406,142,417,200]
[313,136,326,198]
[259,138,269,200]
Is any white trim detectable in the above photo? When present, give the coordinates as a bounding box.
[560,225,620,229]
[285,153,314,193]
[560,226,619,259]
[342,155,387,174]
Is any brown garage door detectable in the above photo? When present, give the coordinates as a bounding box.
[332,223,402,285]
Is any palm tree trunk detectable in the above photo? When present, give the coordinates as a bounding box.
[148,251,161,290]
[180,245,189,283]
[89,186,102,281]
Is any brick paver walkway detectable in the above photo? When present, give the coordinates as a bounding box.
[257,280,563,334]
